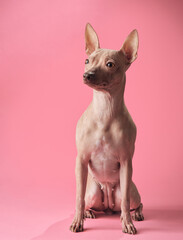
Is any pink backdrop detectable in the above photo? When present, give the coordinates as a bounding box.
[1,0,183,239]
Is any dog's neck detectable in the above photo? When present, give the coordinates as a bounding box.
[91,76,126,127]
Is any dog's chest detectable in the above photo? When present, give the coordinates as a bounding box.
[89,135,120,182]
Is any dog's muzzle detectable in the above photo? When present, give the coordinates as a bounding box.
[83,71,95,83]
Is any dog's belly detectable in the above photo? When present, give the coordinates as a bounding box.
[88,145,121,210]
[88,153,120,210]
[89,136,120,183]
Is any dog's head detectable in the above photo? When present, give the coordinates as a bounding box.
[83,23,139,91]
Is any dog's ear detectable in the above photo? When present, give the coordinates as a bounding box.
[85,23,100,56]
[120,29,139,63]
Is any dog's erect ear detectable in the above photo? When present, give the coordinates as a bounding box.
[120,29,139,63]
[85,23,100,56]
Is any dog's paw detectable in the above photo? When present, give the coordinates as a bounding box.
[132,211,144,221]
[84,209,96,219]
[131,203,144,221]
[122,221,137,234]
[121,214,137,234]
[69,215,84,232]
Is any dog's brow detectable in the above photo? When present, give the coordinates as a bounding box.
[105,56,116,61]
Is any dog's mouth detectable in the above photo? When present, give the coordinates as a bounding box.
[83,78,91,84]
[83,78,109,89]
[84,79,109,89]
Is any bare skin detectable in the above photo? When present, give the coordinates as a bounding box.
[70,23,144,234]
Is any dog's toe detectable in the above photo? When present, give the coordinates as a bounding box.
[131,203,144,221]
[84,210,96,219]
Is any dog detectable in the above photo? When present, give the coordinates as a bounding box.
[70,23,144,234]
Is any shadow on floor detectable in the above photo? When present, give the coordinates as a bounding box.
[31,207,183,240]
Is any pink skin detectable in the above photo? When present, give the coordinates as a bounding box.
[70,23,144,234]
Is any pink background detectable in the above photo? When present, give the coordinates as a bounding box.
[1,0,183,239]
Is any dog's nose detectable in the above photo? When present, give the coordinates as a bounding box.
[83,72,95,81]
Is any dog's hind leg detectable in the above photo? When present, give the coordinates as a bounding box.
[84,173,104,218]
[130,182,144,221]
[131,203,144,221]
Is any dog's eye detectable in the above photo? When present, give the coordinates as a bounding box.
[106,62,115,68]
[85,59,89,64]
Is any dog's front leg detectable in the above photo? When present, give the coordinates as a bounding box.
[70,155,88,232]
[120,159,137,234]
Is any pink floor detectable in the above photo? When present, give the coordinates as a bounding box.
[1,199,183,240]
[32,208,183,240]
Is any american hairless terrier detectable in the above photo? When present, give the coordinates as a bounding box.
[70,23,144,234]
